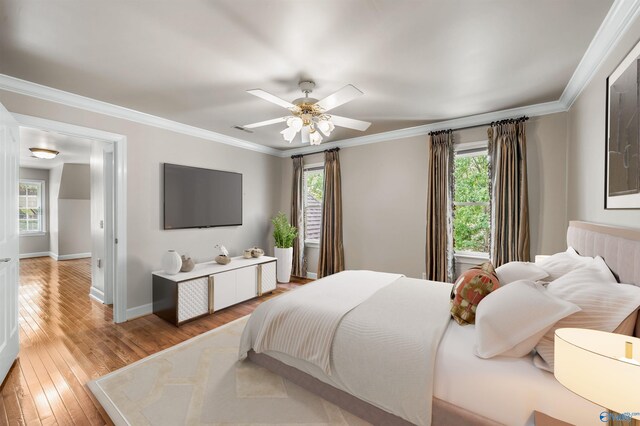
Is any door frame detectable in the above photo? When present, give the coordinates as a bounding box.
[13,113,128,323]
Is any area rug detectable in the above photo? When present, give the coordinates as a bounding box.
[88,316,370,425]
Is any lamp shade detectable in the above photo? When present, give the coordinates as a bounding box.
[554,328,640,418]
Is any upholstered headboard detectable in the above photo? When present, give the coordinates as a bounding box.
[567,221,640,286]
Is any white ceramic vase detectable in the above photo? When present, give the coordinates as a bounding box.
[274,247,293,283]
[162,250,182,275]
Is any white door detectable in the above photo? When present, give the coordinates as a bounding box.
[0,102,20,385]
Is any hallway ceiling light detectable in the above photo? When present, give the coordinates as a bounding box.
[29,148,59,159]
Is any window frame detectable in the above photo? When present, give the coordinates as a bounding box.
[453,141,490,259]
[302,162,324,247]
[19,179,46,236]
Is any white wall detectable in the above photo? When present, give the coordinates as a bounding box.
[18,167,50,256]
[0,89,282,312]
[567,15,640,228]
[50,163,91,257]
[281,113,569,279]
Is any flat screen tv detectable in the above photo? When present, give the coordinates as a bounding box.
[163,163,242,229]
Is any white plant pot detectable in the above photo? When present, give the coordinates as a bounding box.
[161,250,182,275]
[274,247,293,283]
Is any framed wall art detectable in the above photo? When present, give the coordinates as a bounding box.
[606,39,640,209]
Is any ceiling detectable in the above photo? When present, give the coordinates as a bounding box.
[0,0,613,150]
[20,127,92,169]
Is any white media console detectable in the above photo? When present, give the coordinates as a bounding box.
[152,256,277,326]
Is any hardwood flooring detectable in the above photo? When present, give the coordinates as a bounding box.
[0,256,306,425]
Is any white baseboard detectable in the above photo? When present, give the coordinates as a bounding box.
[126,303,153,321]
[89,287,105,304]
[306,272,317,280]
[54,252,92,261]
[19,251,51,259]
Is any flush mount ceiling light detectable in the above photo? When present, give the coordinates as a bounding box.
[29,148,59,159]
[239,80,371,145]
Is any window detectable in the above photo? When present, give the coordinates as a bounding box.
[453,148,490,255]
[19,180,45,234]
[303,165,324,245]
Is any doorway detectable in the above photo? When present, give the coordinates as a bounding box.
[14,113,127,323]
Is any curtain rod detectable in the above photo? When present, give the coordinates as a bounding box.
[427,115,529,136]
[291,147,339,159]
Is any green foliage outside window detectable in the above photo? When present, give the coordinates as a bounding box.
[453,155,490,253]
[306,170,324,202]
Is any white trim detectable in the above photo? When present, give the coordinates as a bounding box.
[283,101,566,157]
[12,113,128,324]
[19,232,46,237]
[454,140,488,153]
[0,0,636,161]
[560,0,640,109]
[0,74,281,157]
[126,303,153,321]
[454,252,490,265]
[19,251,50,259]
[306,272,317,280]
[304,240,320,248]
[303,162,324,170]
[56,252,91,261]
[89,287,105,304]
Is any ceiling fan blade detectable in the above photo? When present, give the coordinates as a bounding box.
[315,84,363,112]
[247,89,296,109]
[300,126,310,144]
[241,116,289,129]
[329,115,371,131]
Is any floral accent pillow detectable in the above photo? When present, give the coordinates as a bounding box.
[450,262,501,325]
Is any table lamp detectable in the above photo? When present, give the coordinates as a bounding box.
[555,328,640,426]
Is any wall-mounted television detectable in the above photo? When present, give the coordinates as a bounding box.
[163,163,242,229]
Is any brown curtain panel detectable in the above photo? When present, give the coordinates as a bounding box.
[426,132,455,282]
[318,149,344,278]
[488,121,530,267]
[291,155,306,277]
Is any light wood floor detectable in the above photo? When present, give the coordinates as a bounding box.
[0,256,306,425]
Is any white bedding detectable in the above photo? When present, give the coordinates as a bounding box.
[434,320,605,425]
[241,274,454,426]
[250,270,403,373]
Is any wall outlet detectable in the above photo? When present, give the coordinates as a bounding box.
[422,272,426,280]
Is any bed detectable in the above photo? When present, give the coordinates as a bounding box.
[239,221,640,425]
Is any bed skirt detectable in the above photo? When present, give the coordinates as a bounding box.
[247,351,502,426]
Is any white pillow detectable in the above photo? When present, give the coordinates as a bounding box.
[495,262,549,285]
[474,280,580,359]
[535,247,593,281]
[534,257,640,371]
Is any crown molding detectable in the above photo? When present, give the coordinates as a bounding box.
[0,74,282,157]
[559,0,640,109]
[282,100,566,157]
[1,0,638,158]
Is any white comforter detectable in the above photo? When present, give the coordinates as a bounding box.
[240,271,453,426]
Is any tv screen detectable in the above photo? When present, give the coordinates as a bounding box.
[163,163,242,229]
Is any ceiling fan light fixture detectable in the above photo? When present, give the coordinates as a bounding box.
[317,119,335,136]
[286,116,303,131]
[29,147,59,159]
[280,127,297,143]
[309,129,323,146]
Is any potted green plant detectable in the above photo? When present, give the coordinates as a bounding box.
[272,212,297,283]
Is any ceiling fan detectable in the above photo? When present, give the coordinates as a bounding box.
[240,80,371,145]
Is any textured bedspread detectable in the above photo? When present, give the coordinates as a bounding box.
[246,270,402,373]
[240,272,453,426]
